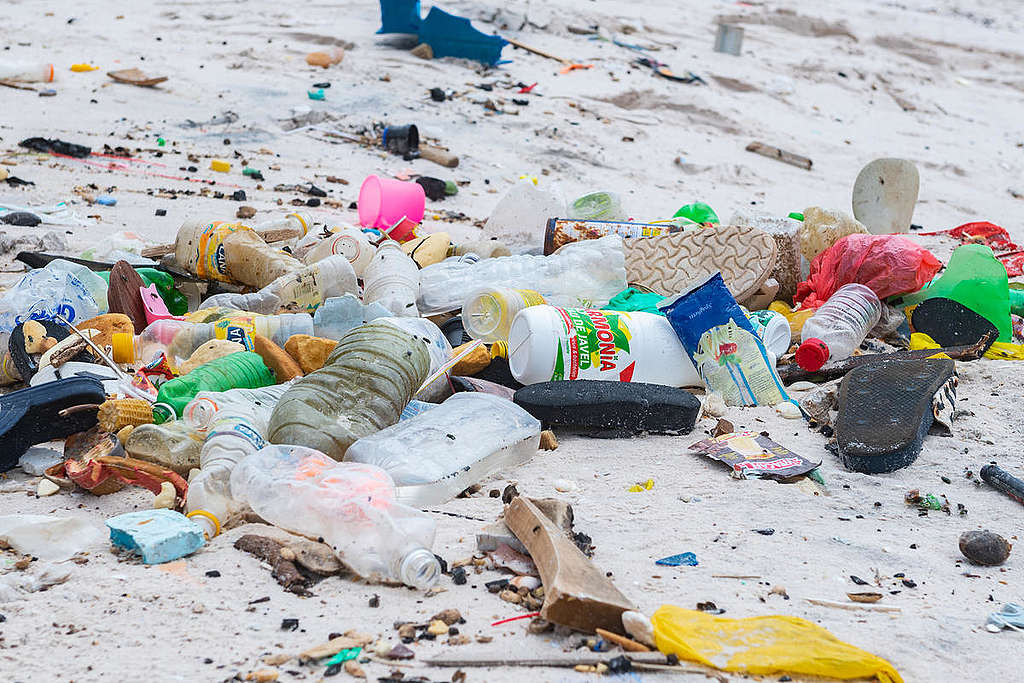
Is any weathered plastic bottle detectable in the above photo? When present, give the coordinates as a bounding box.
[0,61,55,83]
[268,320,430,460]
[155,352,276,420]
[230,445,441,589]
[125,420,205,476]
[462,287,546,343]
[796,284,881,371]
[362,241,420,317]
[302,227,375,276]
[174,214,308,289]
[183,383,292,432]
[199,254,358,314]
[347,393,541,506]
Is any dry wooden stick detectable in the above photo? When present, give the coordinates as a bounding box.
[745,141,813,170]
[506,37,572,65]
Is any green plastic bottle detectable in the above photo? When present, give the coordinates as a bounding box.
[155,351,275,421]
[1010,286,1024,317]
[268,320,429,461]
[99,267,188,315]
[900,244,1012,342]
[673,202,719,225]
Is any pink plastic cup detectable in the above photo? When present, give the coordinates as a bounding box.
[358,175,425,229]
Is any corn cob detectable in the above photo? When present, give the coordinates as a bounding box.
[98,398,154,433]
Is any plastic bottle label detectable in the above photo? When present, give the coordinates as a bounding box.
[514,289,546,308]
[193,221,247,282]
[551,308,638,382]
[277,269,326,313]
[213,317,255,350]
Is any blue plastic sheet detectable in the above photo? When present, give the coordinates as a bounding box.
[377,0,422,34]
[418,7,507,65]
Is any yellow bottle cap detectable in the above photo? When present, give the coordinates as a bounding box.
[490,341,508,359]
[210,159,231,173]
[185,510,221,539]
[111,332,134,363]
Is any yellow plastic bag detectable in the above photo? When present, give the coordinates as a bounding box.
[652,605,903,682]
[984,341,1024,360]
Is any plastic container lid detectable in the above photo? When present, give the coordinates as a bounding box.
[111,332,134,363]
[795,338,830,372]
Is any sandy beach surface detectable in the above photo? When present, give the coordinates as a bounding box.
[1,0,1022,681]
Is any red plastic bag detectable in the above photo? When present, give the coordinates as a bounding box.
[920,221,1020,252]
[795,234,942,309]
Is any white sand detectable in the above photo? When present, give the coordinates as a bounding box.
[1,0,1022,680]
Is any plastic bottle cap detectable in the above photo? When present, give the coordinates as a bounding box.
[111,332,134,363]
[795,338,830,372]
[186,510,221,539]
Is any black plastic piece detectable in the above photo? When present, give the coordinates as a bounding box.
[835,358,955,474]
[514,380,700,438]
[911,297,998,352]
[0,377,106,472]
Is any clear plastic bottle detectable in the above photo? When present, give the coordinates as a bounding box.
[0,61,55,83]
[347,393,541,506]
[113,314,315,368]
[174,214,308,289]
[417,234,627,315]
[199,254,358,314]
[381,317,452,402]
[302,227,375,276]
[795,284,881,371]
[230,445,440,589]
[185,408,273,539]
[183,383,293,432]
[462,287,546,343]
[312,294,392,340]
[362,241,419,317]
[268,320,430,460]
[482,178,565,246]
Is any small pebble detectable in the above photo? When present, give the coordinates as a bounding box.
[786,381,818,392]
[776,402,802,419]
[702,393,727,417]
[959,530,1012,566]
[553,479,576,493]
[36,479,60,497]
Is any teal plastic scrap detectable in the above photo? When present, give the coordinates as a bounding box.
[418,7,508,66]
[107,509,205,564]
[378,0,422,35]
[325,647,362,667]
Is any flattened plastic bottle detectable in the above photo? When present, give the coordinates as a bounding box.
[230,445,440,588]
[155,351,276,420]
[267,320,430,460]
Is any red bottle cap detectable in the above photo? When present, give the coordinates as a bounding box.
[795,338,830,371]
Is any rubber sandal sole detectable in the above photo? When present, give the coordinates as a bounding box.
[623,224,777,302]
[911,297,998,352]
[835,358,955,474]
[513,380,700,438]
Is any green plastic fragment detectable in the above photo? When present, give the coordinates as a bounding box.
[325,647,361,666]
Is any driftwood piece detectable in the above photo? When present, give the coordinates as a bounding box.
[426,651,672,667]
[504,497,634,634]
[234,534,313,596]
[419,144,459,168]
[745,141,813,170]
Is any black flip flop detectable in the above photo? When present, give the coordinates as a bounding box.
[911,297,997,352]
[0,377,106,472]
[835,358,955,474]
[513,380,700,438]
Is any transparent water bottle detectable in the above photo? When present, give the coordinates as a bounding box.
[230,444,440,589]
[462,287,546,343]
[199,254,358,315]
[417,234,627,315]
[795,284,881,371]
[362,241,419,317]
[183,383,293,432]
[346,393,541,506]
[125,420,205,476]
[312,294,392,340]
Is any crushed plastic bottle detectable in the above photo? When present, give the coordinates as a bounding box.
[268,320,430,460]
[125,420,205,476]
[155,351,276,420]
[302,227,375,276]
[313,294,393,340]
[183,383,292,432]
[230,445,441,588]
[417,234,627,315]
[347,393,541,506]
[362,241,420,317]
[796,284,881,371]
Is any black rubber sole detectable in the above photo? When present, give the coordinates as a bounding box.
[911,297,998,351]
[836,358,955,474]
[513,380,700,438]
[0,377,106,472]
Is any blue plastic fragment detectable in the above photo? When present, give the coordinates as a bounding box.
[96,195,117,206]
[417,7,508,66]
[655,552,698,567]
[107,509,205,565]
[378,0,422,35]
[307,89,326,101]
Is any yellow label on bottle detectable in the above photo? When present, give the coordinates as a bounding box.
[514,289,546,308]
[194,221,247,282]
[213,316,255,350]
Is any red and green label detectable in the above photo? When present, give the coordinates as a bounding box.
[551,308,637,382]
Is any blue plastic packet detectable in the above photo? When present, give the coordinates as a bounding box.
[658,273,796,408]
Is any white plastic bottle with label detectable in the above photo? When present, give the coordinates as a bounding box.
[303,227,375,276]
[362,241,419,317]
[742,307,792,358]
[199,254,358,314]
[347,393,541,506]
[183,383,293,432]
[229,444,441,589]
[507,305,701,387]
